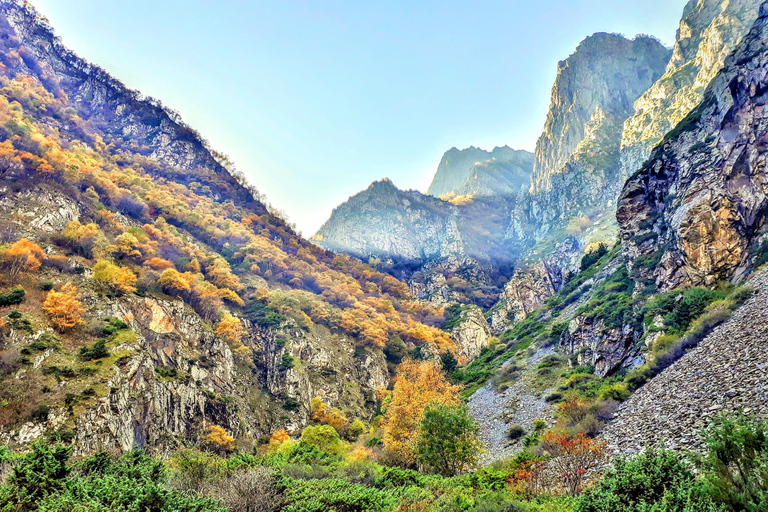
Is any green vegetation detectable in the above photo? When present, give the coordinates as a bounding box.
[577,415,768,512]
[415,403,482,477]
[0,288,24,307]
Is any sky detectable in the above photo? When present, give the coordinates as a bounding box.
[29,0,688,236]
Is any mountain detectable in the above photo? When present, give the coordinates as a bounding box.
[620,0,762,179]
[0,0,462,452]
[427,146,533,199]
[313,179,464,261]
[510,33,671,244]
[618,1,768,292]
[313,179,520,309]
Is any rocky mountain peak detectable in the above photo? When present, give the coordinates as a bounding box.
[620,0,762,179]
[531,33,671,194]
[427,145,533,198]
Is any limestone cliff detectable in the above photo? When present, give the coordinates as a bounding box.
[511,33,670,245]
[619,3,768,290]
[427,146,533,198]
[620,0,762,179]
[531,33,671,194]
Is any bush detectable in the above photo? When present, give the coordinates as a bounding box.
[575,447,718,512]
[507,425,526,441]
[214,467,285,512]
[699,415,768,510]
[0,287,25,307]
[79,339,110,361]
[280,477,400,512]
[300,425,344,455]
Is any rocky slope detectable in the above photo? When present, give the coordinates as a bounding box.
[619,2,768,291]
[602,268,768,454]
[427,146,533,199]
[620,0,762,180]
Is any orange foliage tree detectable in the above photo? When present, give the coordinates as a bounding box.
[201,424,235,454]
[2,239,44,281]
[269,429,291,446]
[42,283,85,331]
[382,360,461,465]
[540,431,606,496]
[215,313,244,344]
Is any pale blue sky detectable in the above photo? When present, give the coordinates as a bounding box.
[29,0,687,235]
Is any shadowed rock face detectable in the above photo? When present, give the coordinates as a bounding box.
[620,0,762,180]
[619,4,768,291]
[427,146,533,198]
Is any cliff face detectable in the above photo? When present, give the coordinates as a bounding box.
[620,0,762,180]
[506,34,671,247]
[618,3,768,291]
[531,33,671,195]
[427,146,533,198]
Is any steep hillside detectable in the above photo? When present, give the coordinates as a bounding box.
[427,146,533,199]
[0,0,460,453]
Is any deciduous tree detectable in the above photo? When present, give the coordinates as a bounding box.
[382,360,460,465]
[42,283,85,332]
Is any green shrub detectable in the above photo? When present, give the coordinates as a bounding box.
[280,353,295,371]
[300,425,344,455]
[575,447,718,512]
[599,384,630,402]
[580,243,608,271]
[699,415,768,510]
[507,425,526,441]
[0,288,25,307]
[280,477,400,512]
[79,339,109,361]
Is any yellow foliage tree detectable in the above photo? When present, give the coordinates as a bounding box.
[382,359,460,465]
[215,313,244,344]
[42,283,85,332]
[2,238,44,280]
[311,397,350,434]
[158,268,191,293]
[93,260,137,295]
[201,424,235,454]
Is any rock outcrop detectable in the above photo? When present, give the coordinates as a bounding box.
[489,237,581,333]
[619,4,768,290]
[620,0,762,179]
[449,305,492,360]
[427,146,533,198]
